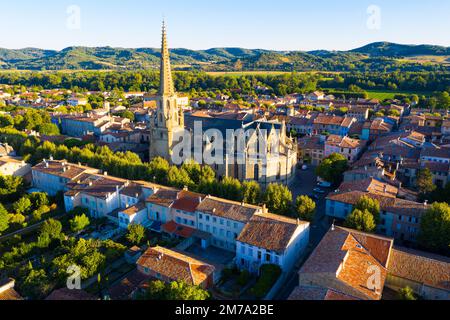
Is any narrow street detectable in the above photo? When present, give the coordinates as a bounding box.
[274,166,332,300]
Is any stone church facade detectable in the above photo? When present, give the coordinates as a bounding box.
[149,22,297,186]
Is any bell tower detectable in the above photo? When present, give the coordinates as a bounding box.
[149,20,185,163]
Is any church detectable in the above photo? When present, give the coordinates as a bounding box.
[148,22,298,187]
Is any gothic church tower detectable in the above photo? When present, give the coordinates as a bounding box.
[149,21,185,163]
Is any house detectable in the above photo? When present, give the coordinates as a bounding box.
[0,278,22,300]
[297,135,325,165]
[118,202,148,229]
[347,106,369,122]
[107,269,150,300]
[63,173,128,218]
[289,226,393,300]
[67,97,88,106]
[55,113,112,137]
[0,156,31,177]
[362,119,393,141]
[306,91,325,101]
[195,196,261,252]
[0,143,15,156]
[441,120,450,136]
[386,246,450,300]
[324,135,367,163]
[136,246,215,289]
[325,178,426,243]
[32,159,100,196]
[236,211,309,273]
[312,115,356,136]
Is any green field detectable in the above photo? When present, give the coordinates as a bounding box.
[365,90,432,100]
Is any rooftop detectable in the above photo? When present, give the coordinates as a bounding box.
[136,246,215,286]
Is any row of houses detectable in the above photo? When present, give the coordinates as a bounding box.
[288,226,450,300]
[31,159,310,276]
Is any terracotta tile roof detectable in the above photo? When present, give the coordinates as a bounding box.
[162,221,196,238]
[420,146,450,159]
[45,288,98,300]
[145,188,179,207]
[33,159,99,180]
[370,119,393,132]
[299,227,393,300]
[107,269,150,300]
[337,178,398,198]
[326,134,366,149]
[388,247,450,291]
[0,278,22,300]
[423,161,450,173]
[171,190,205,213]
[196,196,259,223]
[298,136,324,150]
[136,246,215,286]
[288,285,360,300]
[237,213,308,253]
[314,115,345,126]
[120,184,143,198]
[120,202,146,216]
[65,173,128,199]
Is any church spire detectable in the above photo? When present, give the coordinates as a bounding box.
[159,20,175,96]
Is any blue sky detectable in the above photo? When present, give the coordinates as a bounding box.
[1,0,449,51]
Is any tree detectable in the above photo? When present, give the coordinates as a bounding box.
[28,192,49,210]
[354,196,380,224]
[70,214,90,233]
[126,223,145,245]
[344,209,376,232]
[20,268,51,299]
[263,183,292,216]
[40,218,63,240]
[315,153,348,185]
[0,203,9,234]
[38,123,60,136]
[242,181,261,205]
[218,177,243,202]
[165,281,210,300]
[12,196,32,215]
[398,286,417,300]
[144,280,166,300]
[417,168,436,196]
[295,195,316,221]
[418,202,450,255]
[119,110,135,122]
[167,166,193,189]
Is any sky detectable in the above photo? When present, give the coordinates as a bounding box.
[1,0,449,51]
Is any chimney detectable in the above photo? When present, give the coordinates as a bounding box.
[424,200,428,207]
[198,196,202,203]
[183,185,188,191]
[331,220,335,231]
[49,155,53,161]
[383,185,387,193]
[78,162,81,166]
[104,171,108,176]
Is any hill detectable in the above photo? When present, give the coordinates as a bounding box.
[0,42,448,71]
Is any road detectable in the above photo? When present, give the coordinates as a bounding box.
[274,166,333,300]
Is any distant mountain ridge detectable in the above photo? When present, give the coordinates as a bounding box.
[0,42,448,71]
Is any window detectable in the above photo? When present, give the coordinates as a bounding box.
[241,245,246,254]
[199,213,203,220]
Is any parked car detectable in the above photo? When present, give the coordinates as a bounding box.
[313,187,325,194]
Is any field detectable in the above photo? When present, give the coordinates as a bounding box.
[398,55,450,65]
[365,90,431,100]
[205,71,290,77]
